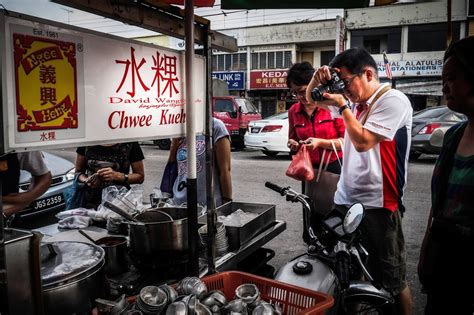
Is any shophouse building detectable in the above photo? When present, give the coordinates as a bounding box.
[346,0,470,111]
[137,0,473,117]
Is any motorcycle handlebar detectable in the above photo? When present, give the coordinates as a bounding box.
[264,181,288,195]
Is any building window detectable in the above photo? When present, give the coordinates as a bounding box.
[268,52,275,68]
[251,53,259,70]
[351,27,401,53]
[275,52,283,68]
[212,52,248,71]
[408,22,460,52]
[321,51,335,66]
[259,52,267,69]
[251,51,292,70]
[284,51,292,67]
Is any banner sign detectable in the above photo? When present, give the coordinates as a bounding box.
[1,13,205,152]
[377,58,443,78]
[212,71,245,90]
[250,70,288,89]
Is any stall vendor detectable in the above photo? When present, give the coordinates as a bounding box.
[1,151,52,223]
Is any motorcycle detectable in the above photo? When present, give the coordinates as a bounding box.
[265,181,394,314]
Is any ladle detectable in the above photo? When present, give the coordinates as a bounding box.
[78,229,98,244]
[104,201,140,222]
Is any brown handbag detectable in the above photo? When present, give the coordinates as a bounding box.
[305,139,342,216]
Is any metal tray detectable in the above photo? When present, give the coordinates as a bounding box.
[200,202,276,251]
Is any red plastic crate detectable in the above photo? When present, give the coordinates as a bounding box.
[201,271,334,315]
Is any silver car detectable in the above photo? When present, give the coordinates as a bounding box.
[410,106,467,159]
[12,152,75,228]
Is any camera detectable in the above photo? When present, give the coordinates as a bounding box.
[311,70,346,101]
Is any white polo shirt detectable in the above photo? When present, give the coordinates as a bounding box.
[330,84,413,211]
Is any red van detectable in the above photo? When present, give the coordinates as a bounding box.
[212,96,262,148]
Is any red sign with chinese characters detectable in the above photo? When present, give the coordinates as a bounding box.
[14,34,78,132]
[250,70,288,89]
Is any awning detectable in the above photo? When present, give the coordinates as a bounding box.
[221,0,396,9]
[395,80,443,97]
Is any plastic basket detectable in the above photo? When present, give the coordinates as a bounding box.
[201,271,334,315]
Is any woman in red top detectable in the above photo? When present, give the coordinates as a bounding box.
[286,62,345,232]
[287,62,345,220]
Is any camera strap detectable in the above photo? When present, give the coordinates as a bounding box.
[360,85,391,125]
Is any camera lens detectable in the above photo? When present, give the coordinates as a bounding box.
[311,85,330,101]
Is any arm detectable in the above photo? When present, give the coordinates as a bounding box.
[338,107,384,152]
[214,136,232,202]
[305,137,344,151]
[304,117,345,151]
[287,108,301,151]
[3,171,52,216]
[75,152,103,188]
[3,152,53,216]
[168,138,180,162]
[417,207,434,279]
[128,160,145,184]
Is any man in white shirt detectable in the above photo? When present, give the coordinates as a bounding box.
[306,48,413,315]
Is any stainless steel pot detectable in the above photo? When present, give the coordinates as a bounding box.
[96,236,128,276]
[3,228,43,315]
[40,241,105,314]
[129,208,190,255]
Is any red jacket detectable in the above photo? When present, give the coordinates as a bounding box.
[288,102,345,166]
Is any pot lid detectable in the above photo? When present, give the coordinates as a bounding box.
[40,241,105,287]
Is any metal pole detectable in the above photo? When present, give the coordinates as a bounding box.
[204,23,216,274]
[447,0,452,47]
[185,0,198,276]
[0,178,7,313]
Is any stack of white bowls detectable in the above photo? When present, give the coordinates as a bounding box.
[198,222,229,257]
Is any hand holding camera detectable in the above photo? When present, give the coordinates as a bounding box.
[306,66,348,108]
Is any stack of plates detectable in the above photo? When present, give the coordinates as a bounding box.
[198,222,228,257]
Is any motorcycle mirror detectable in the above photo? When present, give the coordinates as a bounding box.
[343,203,364,234]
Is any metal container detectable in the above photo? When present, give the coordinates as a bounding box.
[41,241,105,314]
[129,208,190,255]
[199,202,276,251]
[3,228,43,315]
[95,236,128,276]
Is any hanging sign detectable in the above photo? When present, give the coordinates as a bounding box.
[1,13,205,153]
[212,71,245,90]
[250,70,288,89]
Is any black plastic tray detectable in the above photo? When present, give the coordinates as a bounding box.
[200,202,276,251]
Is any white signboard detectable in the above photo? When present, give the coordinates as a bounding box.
[377,59,443,78]
[1,13,205,152]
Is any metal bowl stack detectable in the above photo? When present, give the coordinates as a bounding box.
[198,222,229,257]
[136,286,168,314]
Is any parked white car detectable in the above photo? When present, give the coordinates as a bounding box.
[244,111,290,156]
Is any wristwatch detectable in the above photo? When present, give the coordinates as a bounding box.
[123,173,129,185]
[338,102,350,115]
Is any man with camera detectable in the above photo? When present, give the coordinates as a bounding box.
[306,48,413,315]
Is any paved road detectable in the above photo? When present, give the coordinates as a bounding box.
[49,144,435,314]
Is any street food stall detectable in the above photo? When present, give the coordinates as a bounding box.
[0,1,289,314]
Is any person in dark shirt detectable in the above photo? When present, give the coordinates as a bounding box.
[74,142,145,209]
[418,36,474,315]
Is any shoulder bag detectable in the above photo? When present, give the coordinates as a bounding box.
[305,139,343,216]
